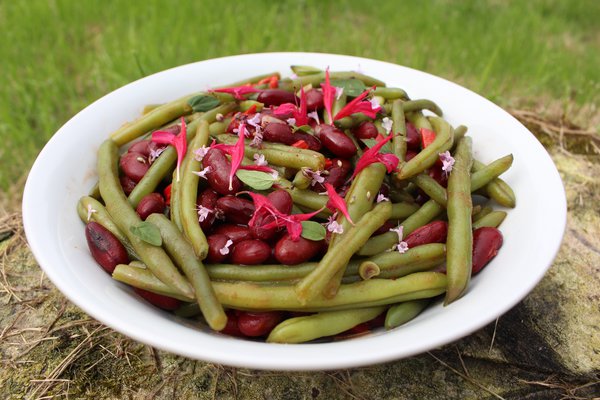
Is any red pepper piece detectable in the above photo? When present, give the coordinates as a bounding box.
[291,140,309,149]
[420,128,436,149]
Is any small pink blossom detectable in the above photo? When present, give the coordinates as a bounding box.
[193,145,210,162]
[253,153,267,166]
[381,117,393,134]
[335,86,344,100]
[228,123,247,190]
[376,193,389,203]
[192,166,212,179]
[219,239,233,255]
[304,168,325,186]
[395,241,409,254]
[149,147,165,163]
[321,68,335,124]
[246,113,262,130]
[439,151,455,175]
[151,117,187,182]
[350,134,399,180]
[334,87,381,121]
[86,204,97,222]
[210,85,261,100]
[389,225,409,253]
[324,183,354,225]
[286,117,297,126]
[326,215,344,234]
[370,97,381,110]
[250,130,263,148]
[196,205,213,222]
[307,111,320,125]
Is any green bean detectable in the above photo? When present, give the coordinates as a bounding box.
[207,262,319,282]
[267,306,386,343]
[169,169,183,231]
[385,299,430,329]
[296,202,392,303]
[358,261,380,280]
[281,71,386,91]
[209,119,230,136]
[216,134,325,171]
[239,100,264,112]
[391,99,407,161]
[77,196,139,260]
[473,160,516,208]
[180,121,210,259]
[142,104,163,115]
[147,214,226,330]
[334,113,371,130]
[358,199,444,256]
[97,139,194,298]
[406,111,433,131]
[113,263,195,302]
[453,125,468,143]
[411,174,448,206]
[287,187,328,211]
[291,169,312,190]
[218,72,280,88]
[445,137,473,305]
[397,117,454,180]
[472,205,493,222]
[391,202,421,219]
[471,155,513,191]
[373,87,409,100]
[364,243,446,279]
[110,97,196,146]
[402,99,443,116]
[88,182,101,200]
[472,211,507,229]
[217,272,446,312]
[128,103,237,207]
[290,65,322,76]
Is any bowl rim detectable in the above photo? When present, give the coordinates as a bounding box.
[22,52,567,370]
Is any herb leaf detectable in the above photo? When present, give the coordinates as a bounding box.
[362,138,393,154]
[329,79,367,97]
[188,95,220,112]
[293,124,313,133]
[300,221,326,241]
[236,170,276,190]
[130,222,162,246]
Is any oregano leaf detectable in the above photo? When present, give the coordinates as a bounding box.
[188,95,220,112]
[300,221,326,241]
[362,138,393,154]
[130,221,162,246]
[235,169,276,190]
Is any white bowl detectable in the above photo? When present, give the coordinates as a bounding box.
[22,52,566,370]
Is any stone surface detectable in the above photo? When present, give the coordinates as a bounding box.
[1,114,599,399]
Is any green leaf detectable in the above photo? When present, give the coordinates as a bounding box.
[188,95,220,112]
[130,222,162,246]
[235,169,276,190]
[362,138,393,154]
[293,124,313,134]
[300,221,326,241]
[329,79,367,97]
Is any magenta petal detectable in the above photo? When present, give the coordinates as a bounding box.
[151,131,176,145]
[287,220,303,241]
[273,103,297,116]
[377,153,400,173]
[210,86,261,100]
[295,86,308,126]
[324,183,354,225]
[333,87,380,121]
[238,165,274,173]
[321,68,335,124]
[349,133,395,180]
[228,124,246,190]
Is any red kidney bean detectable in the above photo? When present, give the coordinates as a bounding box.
[313,158,352,192]
[120,152,149,183]
[472,227,503,275]
[206,233,232,263]
[429,166,448,188]
[202,148,242,195]
[404,220,448,248]
[315,124,357,158]
[406,122,421,150]
[136,193,165,220]
[85,222,129,274]
[293,131,322,151]
[237,311,283,337]
[197,188,220,231]
[230,239,271,265]
[305,89,324,110]
[219,311,244,337]
[120,175,137,196]
[373,220,396,236]
[257,89,298,107]
[262,122,295,145]
[274,234,323,265]
[133,287,181,311]
[267,189,293,214]
[353,121,379,140]
[215,196,255,225]
[214,224,253,244]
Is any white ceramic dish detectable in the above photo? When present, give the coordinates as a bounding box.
[22,52,566,370]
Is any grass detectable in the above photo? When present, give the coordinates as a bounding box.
[0,0,598,195]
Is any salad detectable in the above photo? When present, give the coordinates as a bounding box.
[78,66,514,343]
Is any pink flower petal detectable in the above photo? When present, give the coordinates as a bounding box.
[229,123,246,190]
[238,164,275,173]
[321,68,335,124]
[296,86,308,126]
[273,103,297,117]
[377,153,400,173]
[151,117,187,181]
[324,183,354,225]
[350,133,395,180]
[333,87,381,121]
[210,86,261,100]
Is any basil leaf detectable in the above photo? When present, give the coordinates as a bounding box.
[300,221,326,241]
[293,124,313,134]
[362,138,393,154]
[188,95,220,112]
[236,169,276,190]
[329,79,367,97]
[130,222,162,246]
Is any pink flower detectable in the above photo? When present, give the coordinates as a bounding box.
[151,117,187,182]
[304,168,325,186]
[253,153,267,166]
[210,85,261,100]
[389,225,409,253]
[193,145,210,162]
[149,147,165,163]
[229,123,246,190]
[250,130,263,148]
[321,68,336,124]
[86,204,97,222]
[196,205,213,222]
[333,87,381,121]
[273,87,309,126]
[381,117,393,134]
[335,86,344,100]
[192,166,211,179]
[326,215,344,234]
[376,193,389,203]
[324,183,354,225]
[307,111,320,125]
[350,134,399,180]
[439,151,455,175]
[219,239,233,255]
